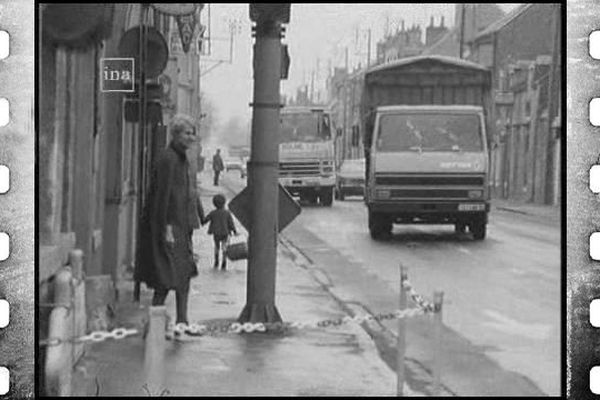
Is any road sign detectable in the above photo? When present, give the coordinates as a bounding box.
[228,183,301,232]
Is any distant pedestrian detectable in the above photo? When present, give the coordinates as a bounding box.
[202,193,238,270]
[135,114,204,329]
[212,149,224,186]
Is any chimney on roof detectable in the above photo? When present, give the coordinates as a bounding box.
[425,14,449,47]
[430,16,434,27]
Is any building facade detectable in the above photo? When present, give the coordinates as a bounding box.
[469,4,561,205]
[39,4,205,394]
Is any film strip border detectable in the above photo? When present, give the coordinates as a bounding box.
[586,31,600,396]
[0,28,10,396]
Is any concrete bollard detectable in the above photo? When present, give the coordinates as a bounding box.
[432,291,444,397]
[144,305,167,395]
[44,266,74,396]
[396,266,408,396]
[68,250,86,367]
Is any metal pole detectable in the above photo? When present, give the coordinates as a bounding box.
[343,47,348,160]
[134,4,148,303]
[432,291,444,396]
[459,4,466,59]
[238,15,284,323]
[367,29,371,68]
[396,266,408,396]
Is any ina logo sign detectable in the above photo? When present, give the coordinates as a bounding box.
[101,58,135,93]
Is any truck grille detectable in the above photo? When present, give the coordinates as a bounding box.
[390,189,469,198]
[279,161,320,177]
[374,174,485,199]
[375,175,484,186]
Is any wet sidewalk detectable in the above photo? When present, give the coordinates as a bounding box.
[491,197,560,225]
[72,182,404,396]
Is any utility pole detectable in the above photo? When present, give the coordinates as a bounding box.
[238,4,290,324]
[343,46,349,160]
[459,4,466,59]
[367,28,371,68]
[310,70,315,104]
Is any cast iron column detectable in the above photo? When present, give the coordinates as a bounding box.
[238,9,287,323]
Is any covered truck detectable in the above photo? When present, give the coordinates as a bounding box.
[360,55,492,240]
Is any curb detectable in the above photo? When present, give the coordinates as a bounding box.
[278,235,453,397]
[494,206,532,216]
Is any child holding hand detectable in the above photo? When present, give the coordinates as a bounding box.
[202,194,238,270]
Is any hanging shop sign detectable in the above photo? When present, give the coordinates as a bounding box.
[176,13,197,54]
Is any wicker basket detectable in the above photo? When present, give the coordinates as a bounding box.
[225,237,248,261]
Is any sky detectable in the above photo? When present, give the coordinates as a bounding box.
[199,3,520,137]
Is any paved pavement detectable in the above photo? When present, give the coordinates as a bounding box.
[72,174,415,396]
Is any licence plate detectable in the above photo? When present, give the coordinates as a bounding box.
[458,203,485,211]
[292,180,302,185]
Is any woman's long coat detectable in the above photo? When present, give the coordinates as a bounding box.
[134,142,203,290]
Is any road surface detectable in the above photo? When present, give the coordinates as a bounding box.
[219,170,560,396]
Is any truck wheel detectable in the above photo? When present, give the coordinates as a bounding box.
[471,221,486,240]
[320,189,333,207]
[369,211,392,240]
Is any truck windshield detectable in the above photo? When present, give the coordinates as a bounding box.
[280,111,332,143]
[376,113,483,152]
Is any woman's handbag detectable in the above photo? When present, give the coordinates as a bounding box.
[225,234,248,261]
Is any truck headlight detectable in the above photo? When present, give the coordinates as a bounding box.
[468,190,483,199]
[376,189,391,199]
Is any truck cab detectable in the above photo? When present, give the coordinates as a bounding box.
[278,106,336,206]
[366,105,490,239]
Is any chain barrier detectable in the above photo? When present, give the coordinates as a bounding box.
[402,279,435,313]
[39,306,432,346]
[39,327,140,347]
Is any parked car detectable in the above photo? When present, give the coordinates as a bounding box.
[224,157,243,172]
[335,158,365,200]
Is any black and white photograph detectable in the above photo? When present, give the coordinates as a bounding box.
[37,3,562,397]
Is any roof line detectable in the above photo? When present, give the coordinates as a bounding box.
[474,4,534,41]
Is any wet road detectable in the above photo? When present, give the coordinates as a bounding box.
[291,197,560,396]
[221,171,560,396]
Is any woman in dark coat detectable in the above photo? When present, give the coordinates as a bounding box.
[135,114,204,325]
